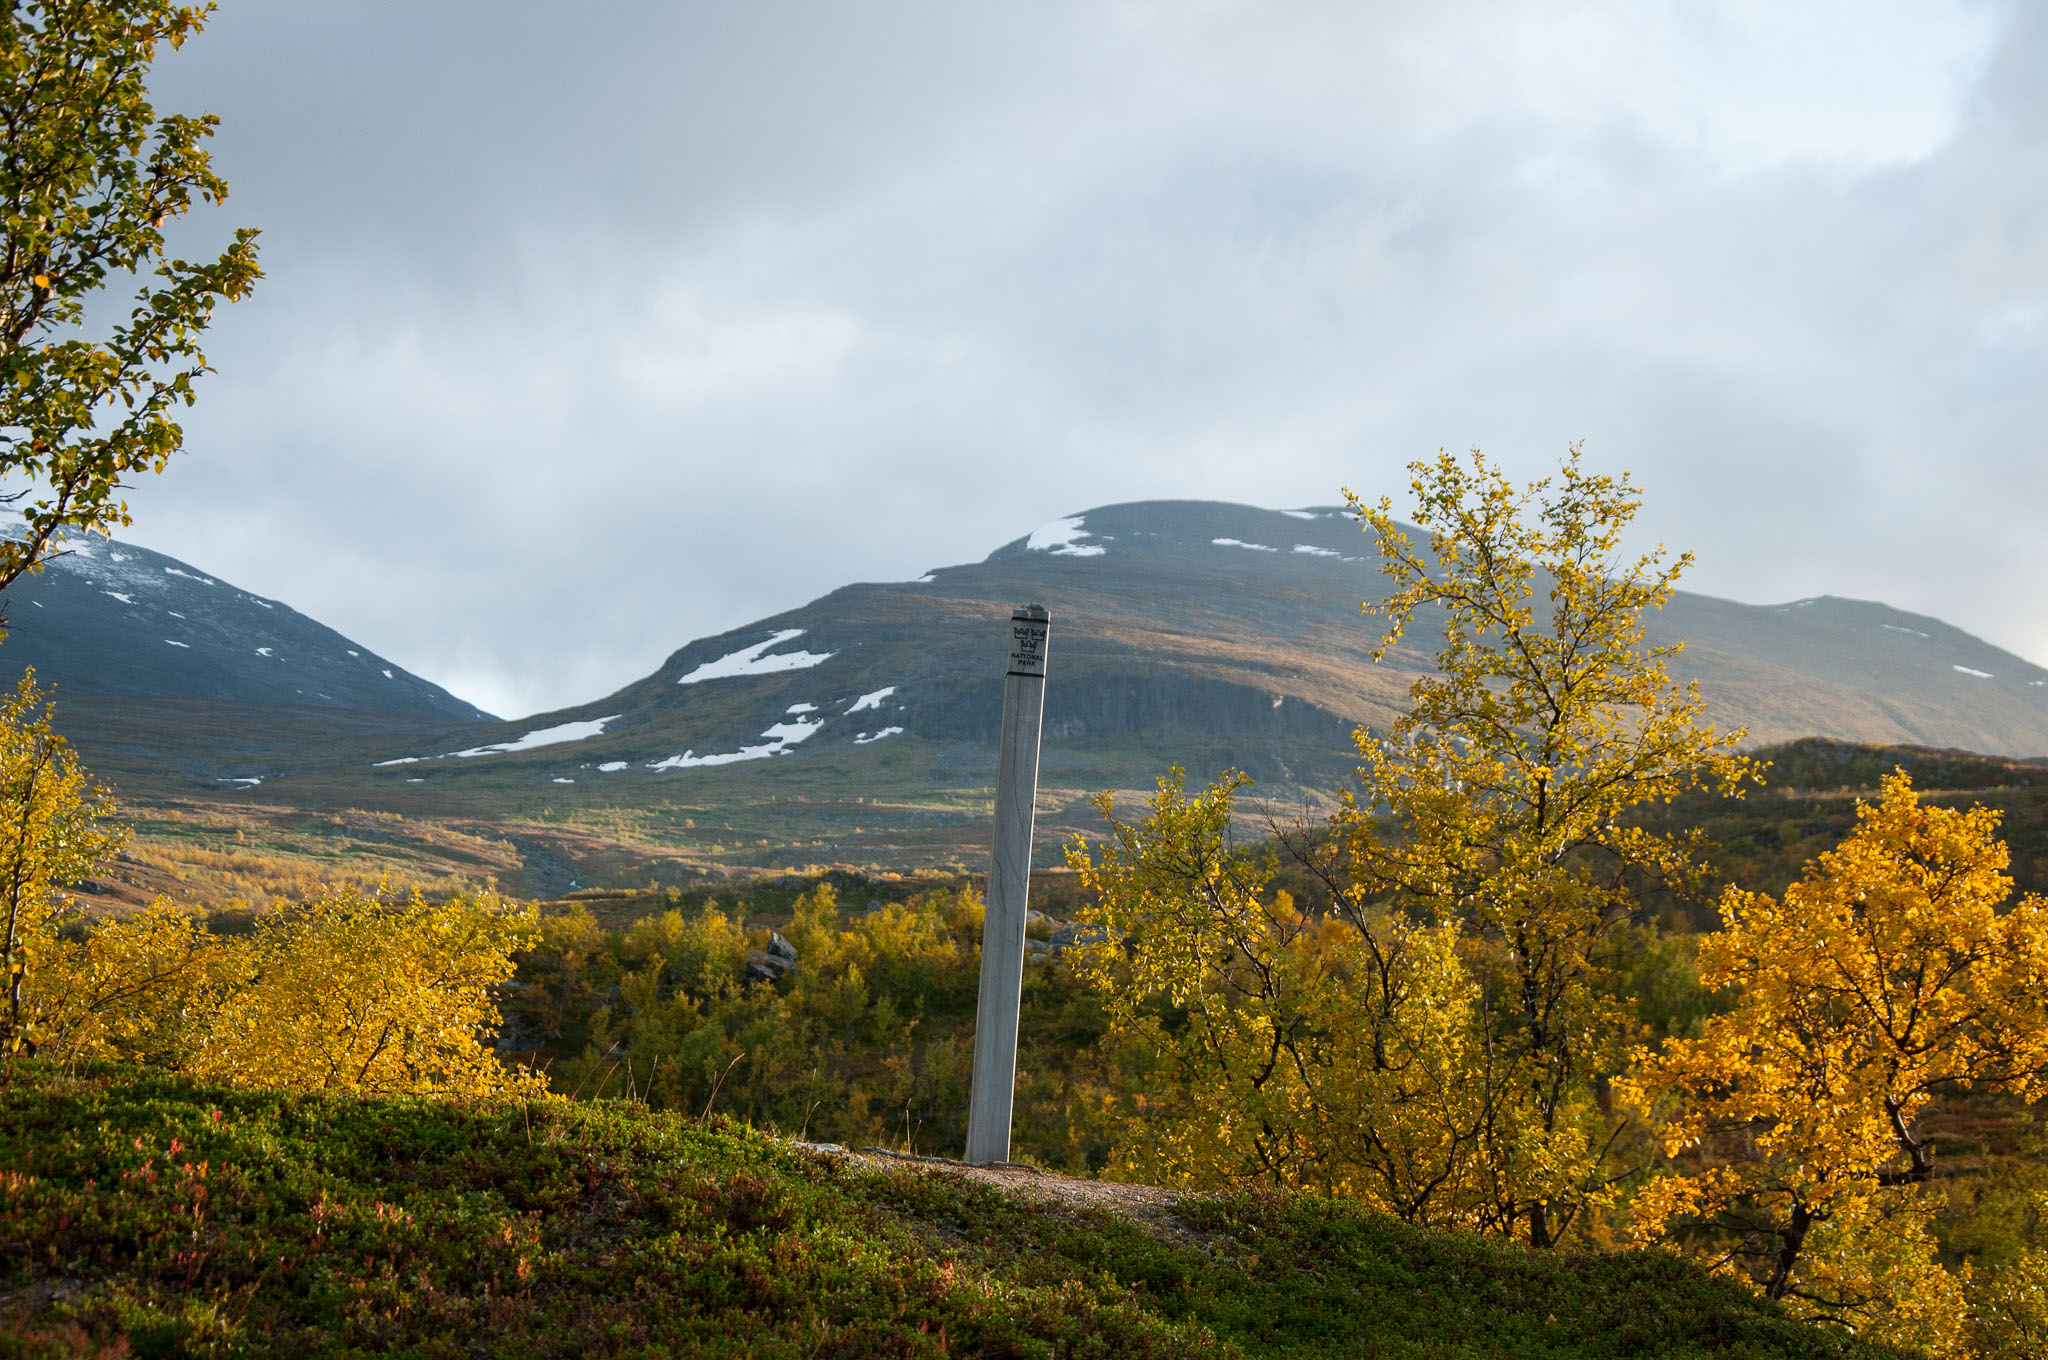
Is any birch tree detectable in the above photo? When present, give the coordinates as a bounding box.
[0,0,259,599]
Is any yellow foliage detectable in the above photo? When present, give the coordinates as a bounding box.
[0,670,123,1057]
[191,887,544,1096]
[1071,770,1505,1224]
[1071,451,1757,1245]
[1624,772,2048,1354]
[1970,1207,2048,1359]
[550,884,1000,1154]
[1335,448,1760,1246]
[25,884,544,1098]
[27,898,221,1065]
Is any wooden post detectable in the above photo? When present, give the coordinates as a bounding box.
[965,604,1049,1165]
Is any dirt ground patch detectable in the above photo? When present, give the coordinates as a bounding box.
[799,1142,1211,1246]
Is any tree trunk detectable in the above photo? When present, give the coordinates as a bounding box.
[1764,1200,1814,1301]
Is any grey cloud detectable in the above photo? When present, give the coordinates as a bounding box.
[111,1,2046,718]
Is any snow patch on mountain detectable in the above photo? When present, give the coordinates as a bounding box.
[677,629,835,684]
[1954,665,1994,679]
[847,686,896,714]
[1026,516,1106,557]
[1213,538,1277,552]
[376,715,620,766]
[452,716,620,758]
[853,726,903,745]
[647,715,824,770]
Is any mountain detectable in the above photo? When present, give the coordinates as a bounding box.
[9,502,2048,874]
[372,499,2048,790]
[0,533,491,790]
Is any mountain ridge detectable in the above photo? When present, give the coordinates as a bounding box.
[6,501,2048,874]
[455,499,2048,780]
[0,532,494,793]
[0,533,490,720]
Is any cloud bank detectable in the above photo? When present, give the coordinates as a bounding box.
[112,0,2042,720]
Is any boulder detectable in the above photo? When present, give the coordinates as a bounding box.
[1047,923,1110,956]
[745,930,800,984]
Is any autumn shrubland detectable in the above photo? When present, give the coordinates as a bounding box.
[1034,451,2048,1357]
[0,723,1934,1360]
[505,884,1110,1163]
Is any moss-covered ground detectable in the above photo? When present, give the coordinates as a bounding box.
[0,1063,1910,1359]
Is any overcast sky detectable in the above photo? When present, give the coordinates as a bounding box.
[111,0,2045,720]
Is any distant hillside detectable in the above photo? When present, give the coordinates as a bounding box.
[12,502,2048,874]
[0,533,492,791]
[356,499,2048,790]
[0,534,487,717]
